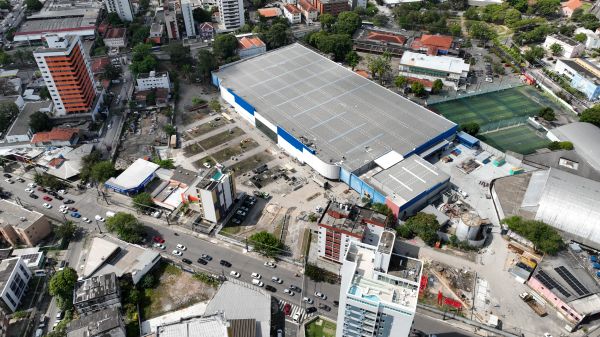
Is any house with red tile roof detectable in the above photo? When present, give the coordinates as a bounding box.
[31,128,79,147]
[257,7,282,18]
[411,34,454,55]
[283,4,302,24]
[237,34,266,59]
[104,28,127,48]
[366,31,406,45]
[562,0,582,17]
[297,0,318,22]
[353,28,407,56]
[198,22,215,41]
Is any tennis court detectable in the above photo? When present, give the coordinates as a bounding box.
[478,125,550,155]
[430,86,564,130]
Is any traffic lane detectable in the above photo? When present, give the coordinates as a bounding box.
[413,314,480,337]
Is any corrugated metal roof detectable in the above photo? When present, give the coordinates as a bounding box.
[548,122,600,172]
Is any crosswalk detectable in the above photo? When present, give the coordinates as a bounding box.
[278,299,315,324]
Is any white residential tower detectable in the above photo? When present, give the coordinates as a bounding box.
[104,0,134,22]
[181,0,197,37]
[218,0,245,31]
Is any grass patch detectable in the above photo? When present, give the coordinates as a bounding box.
[478,125,550,154]
[273,222,283,241]
[193,139,259,167]
[305,319,336,337]
[220,225,243,235]
[184,118,230,138]
[228,152,275,174]
[301,229,311,256]
[164,263,182,276]
[197,127,245,150]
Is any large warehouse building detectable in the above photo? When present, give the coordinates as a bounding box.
[212,43,457,218]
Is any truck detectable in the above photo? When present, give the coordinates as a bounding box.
[106,211,116,218]
[519,292,547,317]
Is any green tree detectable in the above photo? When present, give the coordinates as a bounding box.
[335,11,362,35]
[55,221,77,242]
[249,231,284,257]
[163,124,176,135]
[141,274,156,288]
[105,212,144,243]
[468,21,496,41]
[394,75,408,89]
[523,46,545,63]
[34,173,66,190]
[213,34,239,61]
[192,97,207,105]
[402,212,440,246]
[40,86,51,100]
[132,192,155,212]
[196,50,218,82]
[447,0,468,10]
[548,141,573,150]
[130,25,150,45]
[549,43,563,56]
[538,107,556,121]
[571,8,584,21]
[531,0,560,18]
[167,43,192,64]
[580,105,600,126]
[91,161,116,183]
[0,50,11,65]
[464,7,480,20]
[193,7,212,22]
[411,81,426,97]
[28,111,53,133]
[153,158,175,168]
[345,51,360,70]
[372,14,389,27]
[130,44,157,74]
[265,23,292,49]
[431,79,443,94]
[460,122,480,136]
[106,12,123,26]
[209,99,221,112]
[101,63,121,81]
[501,216,564,254]
[574,33,587,43]
[449,23,462,37]
[25,0,43,11]
[0,102,18,132]
[0,0,11,9]
[49,268,78,310]
[367,52,392,84]
[320,14,336,32]
[80,151,103,182]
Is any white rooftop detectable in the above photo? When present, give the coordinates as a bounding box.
[141,302,208,335]
[400,51,470,75]
[157,315,229,337]
[105,158,159,190]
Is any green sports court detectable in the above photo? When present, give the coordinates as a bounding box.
[430,86,562,154]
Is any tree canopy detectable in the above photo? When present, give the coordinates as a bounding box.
[49,267,78,310]
[91,161,116,183]
[396,212,440,246]
[249,231,283,257]
[213,34,239,62]
[28,111,52,133]
[264,23,292,50]
[502,216,564,254]
[167,43,192,64]
[132,192,155,212]
[196,50,218,82]
[460,122,480,136]
[0,102,18,133]
[538,107,555,121]
[193,7,212,22]
[580,105,600,127]
[307,31,353,61]
[335,11,362,35]
[55,221,77,242]
[105,212,144,243]
[432,79,443,94]
[130,44,157,74]
[25,0,43,11]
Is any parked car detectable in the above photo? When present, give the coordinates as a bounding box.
[153,243,165,250]
[182,258,192,264]
[37,187,46,192]
[176,244,187,251]
[235,210,247,217]
[48,191,57,197]
[201,254,212,261]
[172,250,182,256]
[271,276,283,284]
[284,288,295,296]
[70,212,81,218]
[2,173,11,178]
[265,285,276,292]
[153,236,165,243]
[292,312,301,322]
[229,270,240,278]
[29,193,38,199]
[314,291,326,300]
[306,307,317,314]
[196,258,207,265]
[43,196,52,201]
[220,260,231,267]
[290,285,301,292]
[318,303,331,311]
[283,303,291,316]
[251,272,261,279]
[251,279,264,287]
[25,188,33,193]
[333,300,339,307]
[16,178,25,183]
[64,199,74,204]
[264,261,276,268]
[55,195,64,200]
[303,297,313,304]
[95,215,105,222]
[42,203,52,209]
[4,178,13,184]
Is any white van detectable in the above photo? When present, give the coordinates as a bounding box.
[34,270,47,277]
[106,211,116,218]
[252,279,264,287]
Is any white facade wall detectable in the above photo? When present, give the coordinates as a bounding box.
[14,28,96,42]
[239,45,266,59]
[200,189,217,222]
[181,0,197,37]
[555,59,577,80]
[104,0,134,21]
[543,35,585,58]
[136,72,171,91]
[104,36,127,48]
[218,0,245,30]
[283,7,301,24]
[131,253,161,284]
[0,258,31,312]
[575,28,600,49]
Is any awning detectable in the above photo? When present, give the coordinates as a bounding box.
[420,140,450,158]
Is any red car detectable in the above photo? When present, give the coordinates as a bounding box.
[43,196,52,201]
[68,207,78,212]
[37,187,47,192]
[283,303,291,316]
[153,236,165,244]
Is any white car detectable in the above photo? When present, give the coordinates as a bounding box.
[58,189,66,194]
[95,215,105,222]
[172,250,182,256]
[251,272,261,279]
[153,243,165,250]
[203,162,211,168]
[25,188,33,193]
[28,183,36,188]
[4,178,13,183]
[284,288,295,296]
[271,276,283,284]
[42,203,52,209]
[176,244,187,251]
[82,217,92,223]
[264,261,276,268]
[303,297,313,304]
[230,271,241,278]
[543,334,553,337]
[314,291,327,300]
[60,209,68,214]
[292,312,301,322]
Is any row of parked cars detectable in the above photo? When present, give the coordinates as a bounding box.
[231,196,257,225]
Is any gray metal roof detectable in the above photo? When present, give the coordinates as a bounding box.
[522,169,600,247]
[5,101,52,138]
[549,122,600,172]
[66,307,125,337]
[367,155,449,206]
[215,43,456,172]
[204,281,271,337]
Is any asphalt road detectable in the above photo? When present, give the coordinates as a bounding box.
[2,175,485,337]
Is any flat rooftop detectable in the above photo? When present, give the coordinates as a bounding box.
[551,34,580,46]
[0,258,19,289]
[560,58,600,85]
[345,244,420,309]
[17,17,94,37]
[367,155,449,207]
[214,43,456,172]
[0,199,45,229]
[67,307,123,337]
[105,158,159,191]
[157,314,229,337]
[319,203,387,236]
[6,101,53,138]
[73,273,118,304]
[400,51,470,74]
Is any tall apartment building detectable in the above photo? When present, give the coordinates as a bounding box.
[0,199,52,247]
[218,0,245,31]
[336,234,422,337]
[164,9,180,39]
[0,257,31,313]
[317,203,388,264]
[104,0,134,22]
[181,0,197,37]
[185,167,236,223]
[34,35,97,116]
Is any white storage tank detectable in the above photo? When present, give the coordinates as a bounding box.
[456,212,483,241]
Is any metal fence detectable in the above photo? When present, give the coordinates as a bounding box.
[479,116,529,134]
[426,83,523,105]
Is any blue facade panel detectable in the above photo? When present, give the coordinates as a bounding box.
[227,88,255,115]
[571,74,600,101]
[407,125,458,158]
[340,168,351,185]
[349,174,363,192]
[211,73,220,87]
[277,126,315,153]
[457,131,479,148]
[399,178,450,212]
[373,190,386,204]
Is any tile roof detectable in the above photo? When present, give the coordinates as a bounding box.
[91,56,111,74]
[562,0,582,10]
[298,0,318,11]
[257,8,282,17]
[105,27,126,39]
[411,34,453,51]
[238,36,266,49]
[199,22,214,30]
[283,4,301,14]
[31,128,79,144]
[366,31,406,44]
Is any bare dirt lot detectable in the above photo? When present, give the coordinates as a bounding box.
[117,109,170,168]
